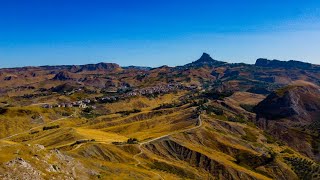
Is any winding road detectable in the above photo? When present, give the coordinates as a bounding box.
[133,115,202,179]
[1,110,202,180]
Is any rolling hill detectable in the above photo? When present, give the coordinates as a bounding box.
[0,53,320,179]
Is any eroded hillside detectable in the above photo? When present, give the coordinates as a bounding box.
[1,54,320,179]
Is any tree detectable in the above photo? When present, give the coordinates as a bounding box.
[127,138,138,144]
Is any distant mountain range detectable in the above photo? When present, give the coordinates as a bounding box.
[1,52,319,71]
[1,53,319,95]
[255,58,320,70]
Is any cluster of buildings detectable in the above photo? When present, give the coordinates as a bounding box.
[125,83,183,97]
[99,96,119,103]
[42,99,92,109]
[41,83,199,109]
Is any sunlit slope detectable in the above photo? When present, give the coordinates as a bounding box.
[0,91,318,179]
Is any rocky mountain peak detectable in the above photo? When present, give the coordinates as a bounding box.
[182,53,226,68]
[196,53,214,63]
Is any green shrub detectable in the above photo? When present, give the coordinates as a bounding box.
[43,125,60,131]
[284,157,320,180]
[240,104,255,113]
[198,104,224,115]
[235,151,275,169]
[206,105,224,115]
[202,90,234,100]
[127,138,138,144]
[0,107,8,115]
[112,142,125,145]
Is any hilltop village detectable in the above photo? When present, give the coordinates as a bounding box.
[41,83,199,109]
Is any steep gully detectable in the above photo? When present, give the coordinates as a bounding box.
[132,115,202,179]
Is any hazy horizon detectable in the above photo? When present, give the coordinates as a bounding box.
[1,50,319,69]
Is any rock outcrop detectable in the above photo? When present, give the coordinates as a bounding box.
[183,53,226,68]
[254,81,320,123]
[254,81,320,161]
[52,71,71,81]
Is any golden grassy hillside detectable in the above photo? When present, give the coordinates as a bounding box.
[1,90,316,180]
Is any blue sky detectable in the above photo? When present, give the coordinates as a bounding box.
[1,0,320,68]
